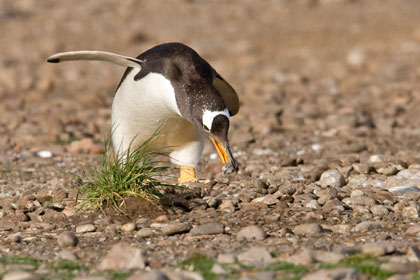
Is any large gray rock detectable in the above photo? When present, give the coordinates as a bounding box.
[97,242,146,270]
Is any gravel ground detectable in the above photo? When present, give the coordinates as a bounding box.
[2,0,420,279]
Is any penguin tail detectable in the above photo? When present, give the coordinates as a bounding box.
[47,51,142,69]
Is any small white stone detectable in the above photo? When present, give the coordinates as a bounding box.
[37,150,52,158]
[311,144,322,151]
[76,223,96,233]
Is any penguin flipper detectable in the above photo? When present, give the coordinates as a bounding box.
[47,51,142,70]
[212,74,240,116]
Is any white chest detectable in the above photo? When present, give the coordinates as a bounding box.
[113,71,181,118]
[111,71,188,153]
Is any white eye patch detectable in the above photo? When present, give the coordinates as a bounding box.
[202,109,230,131]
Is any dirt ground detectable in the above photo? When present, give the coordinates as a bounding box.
[2,0,420,279]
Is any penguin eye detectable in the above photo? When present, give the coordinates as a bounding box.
[203,125,210,131]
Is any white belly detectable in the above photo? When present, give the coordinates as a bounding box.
[111,71,204,167]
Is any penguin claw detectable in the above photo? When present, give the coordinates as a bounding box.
[178,166,197,184]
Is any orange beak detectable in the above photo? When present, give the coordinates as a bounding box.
[209,136,229,164]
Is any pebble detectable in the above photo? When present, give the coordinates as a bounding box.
[219,200,235,212]
[73,277,111,280]
[237,247,273,266]
[380,262,419,274]
[402,206,419,218]
[347,196,376,207]
[346,48,365,67]
[353,221,382,232]
[203,196,221,208]
[350,189,364,197]
[319,170,346,188]
[293,223,323,235]
[62,207,76,217]
[388,186,420,194]
[127,270,169,280]
[161,223,192,235]
[387,275,412,280]
[161,269,204,280]
[150,223,168,228]
[375,165,398,176]
[210,263,228,275]
[190,222,224,236]
[313,250,345,264]
[37,150,52,158]
[237,225,266,241]
[287,249,316,266]
[3,271,40,280]
[407,246,420,262]
[97,242,146,270]
[305,199,321,209]
[361,242,396,256]
[322,199,345,213]
[217,253,236,264]
[370,205,389,216]
[121,222,136,232]
[332,224,351,234]
[76,223,96,233]
[406,224,420,235]
[135,228,154,238]
[57,231,78,247]
[302,268,360,280]
[251,195,279,205]
[154,215,168,223]
[58,249,78,261]
[352,163,370,174]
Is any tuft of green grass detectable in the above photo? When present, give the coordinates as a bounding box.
[264,261,309,275]
[109,271,131,280]
[47,259,82,271]
[0,167,13,174]
[178,253,217,280]
[54,137,80,146]
[321,253,393,280]
[76,134,173,213]
[0,256,39,269]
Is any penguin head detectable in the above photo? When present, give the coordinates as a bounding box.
[201,109,237,169]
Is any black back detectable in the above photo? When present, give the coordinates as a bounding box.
[116,42,227,124]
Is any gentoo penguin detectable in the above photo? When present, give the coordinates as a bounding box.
[47,42,239,183]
